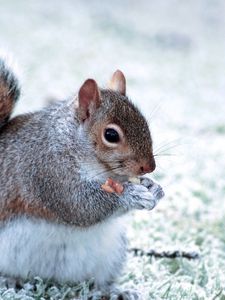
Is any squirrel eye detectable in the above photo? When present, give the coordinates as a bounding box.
[102,123,124,147]
[104,128,120,143]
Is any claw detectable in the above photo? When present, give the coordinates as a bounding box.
[140,176,154,188]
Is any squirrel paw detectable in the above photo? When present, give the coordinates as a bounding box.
[0,275,23,289]
[110,289,140,300]
[127,178,164,211]
[128,184,157,210]
[140,176,165,201]
[140,176,154,188]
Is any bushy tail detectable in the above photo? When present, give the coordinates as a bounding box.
[0,57,20,128]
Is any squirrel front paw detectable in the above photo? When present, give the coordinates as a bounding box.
[140,176,165,201]
[125,178,164,211]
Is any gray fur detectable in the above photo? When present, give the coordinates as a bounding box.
[0,60,164,299]
[0,91,162,227]
[0,99,162,226]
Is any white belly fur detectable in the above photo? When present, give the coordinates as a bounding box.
[0,217,127,284]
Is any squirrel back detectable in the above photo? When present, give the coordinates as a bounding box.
[0,57,20,128]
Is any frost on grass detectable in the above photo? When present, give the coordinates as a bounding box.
[0,0,225,299]
[0,277,96,300]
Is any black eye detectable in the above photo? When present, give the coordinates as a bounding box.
[104,128,120,143]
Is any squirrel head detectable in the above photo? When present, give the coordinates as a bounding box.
[76,70,155,178]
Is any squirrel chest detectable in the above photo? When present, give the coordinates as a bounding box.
[0,216,126,284]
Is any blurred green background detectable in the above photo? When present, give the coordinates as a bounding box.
[0,1,225,299]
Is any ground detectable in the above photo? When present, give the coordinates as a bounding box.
[0,0,225,299]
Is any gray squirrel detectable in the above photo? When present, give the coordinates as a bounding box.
[0,57,164,300]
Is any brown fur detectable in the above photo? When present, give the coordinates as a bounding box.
[0,58,20,127]
[0,196,57,222]
[0,92,14,121]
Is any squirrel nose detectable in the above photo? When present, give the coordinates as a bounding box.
[139,159,156,175]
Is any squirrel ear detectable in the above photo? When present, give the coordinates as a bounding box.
[108,70,126,96]
[78,79,100,122]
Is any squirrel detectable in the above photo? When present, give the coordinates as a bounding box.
[0,57,164,300]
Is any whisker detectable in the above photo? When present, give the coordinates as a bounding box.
[86,165,125,181]
[154,148,181,157]
[154,143,182,157]
[148,103,162,122]
[79,158,124,166]
[154,153,178,157]
[154,139,182,154]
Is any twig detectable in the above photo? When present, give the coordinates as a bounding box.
[129,248,200,260]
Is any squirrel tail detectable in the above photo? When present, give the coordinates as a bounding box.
[0,56,20,128]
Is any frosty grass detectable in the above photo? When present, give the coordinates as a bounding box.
[0,0,225,299]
